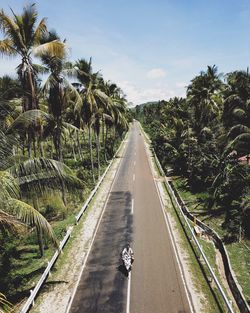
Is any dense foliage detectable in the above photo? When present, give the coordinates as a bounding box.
[0,4,131,309]
[135,65,250,242]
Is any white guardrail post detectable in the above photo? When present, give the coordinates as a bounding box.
[152,149,234,313]
[20,132,128,313]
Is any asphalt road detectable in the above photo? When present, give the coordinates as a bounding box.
[68,122,192,313]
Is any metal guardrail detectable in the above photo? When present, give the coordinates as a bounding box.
[152,150,235,313]
[152,146,250,313]
[20,134,127,313]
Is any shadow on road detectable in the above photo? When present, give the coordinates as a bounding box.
[117,264,129,277]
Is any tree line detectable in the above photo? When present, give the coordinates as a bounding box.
[135,65,250,242]
[0,4,131,310]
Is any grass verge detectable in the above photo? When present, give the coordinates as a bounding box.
[172,176,250,307]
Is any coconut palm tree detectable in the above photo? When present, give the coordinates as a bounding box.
[0,103,82,257]
[0,75,21,100]
[0,4,64,110]
[35,34,81,162]
[0,4,65,156]
[222,70,250,156]
[74,58,110,181]
[187,65,223,137]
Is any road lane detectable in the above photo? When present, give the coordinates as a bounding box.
[68,122,192,313]
[131,122,192,313]
[68,128,135,313]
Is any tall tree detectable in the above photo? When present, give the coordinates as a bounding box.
[0,4,66,156]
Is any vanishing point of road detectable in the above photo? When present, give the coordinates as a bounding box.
[67,121,193,313]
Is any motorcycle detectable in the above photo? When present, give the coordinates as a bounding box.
[122,253,132,273]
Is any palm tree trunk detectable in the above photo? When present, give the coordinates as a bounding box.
[102,117,105,147]
[50,141,54,159]
[39,140,44,157]
[36,226,44,258]
[27,132,32,158]
[58,133,62,162]
[88,126,95,183]
[61,179,67,206]
[77,131,83,161]
[104,124,108,162]
[96,132,101,180]
[54,118,63,162]
[33,198,44,257]
[33,138,37,158]
[27,71,35,108]
[72,136,76,161]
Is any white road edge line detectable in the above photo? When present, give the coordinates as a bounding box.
[131,198,134,214]
[65,134,128,313]
[134,161,136,166]
[126,272,131,313]
[133,174,135,181]
[142,134,195,313]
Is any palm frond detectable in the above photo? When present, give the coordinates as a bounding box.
[8,198,57,246]
[0,171,20,200]
[227,124,250,139]
[33,63,49,74]
[0,38,17,56]
[7,109,52,133]
[0,10,25,51]
[9,158,83,192]
[62,122,82,133]
[32,17,47,45]
[232,108,246,119]
[33,40,67,59]
[0,292,12,313]
[224,132,250,155]
[0,209,22,232]
[62,79,82,109]
[0,131,18,169]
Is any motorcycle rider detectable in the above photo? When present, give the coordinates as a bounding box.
[121,243,134,269]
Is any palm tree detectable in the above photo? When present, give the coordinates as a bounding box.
[74,58,110,181]
[36,34,81,162]
[0,75,21,100]
[0,103,82,257]
[0,4,65,156]
[187,65,223,137]
[222,70,250,156]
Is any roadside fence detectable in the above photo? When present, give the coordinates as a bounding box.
[20,133,127,313]
[152,148,249,313]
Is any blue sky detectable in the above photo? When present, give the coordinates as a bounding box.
[0,0,250,105]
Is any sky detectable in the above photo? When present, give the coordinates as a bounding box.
[0,0,250,105]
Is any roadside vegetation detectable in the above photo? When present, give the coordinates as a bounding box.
[135,65,250,303]
[0,4,131,311]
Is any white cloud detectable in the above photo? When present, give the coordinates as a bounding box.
[146,68,166,79]
[175,82,187,88]
[117,80,176,105]
[0,58,19,77]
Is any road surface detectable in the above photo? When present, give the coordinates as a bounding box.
[68,122,192,313]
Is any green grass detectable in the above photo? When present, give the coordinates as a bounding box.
[172,176,250,305]
[30,145,124,313]
[7,136,125,308]
[162,182,224,313]
[4,166,100,304]
[227,242,250,303]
